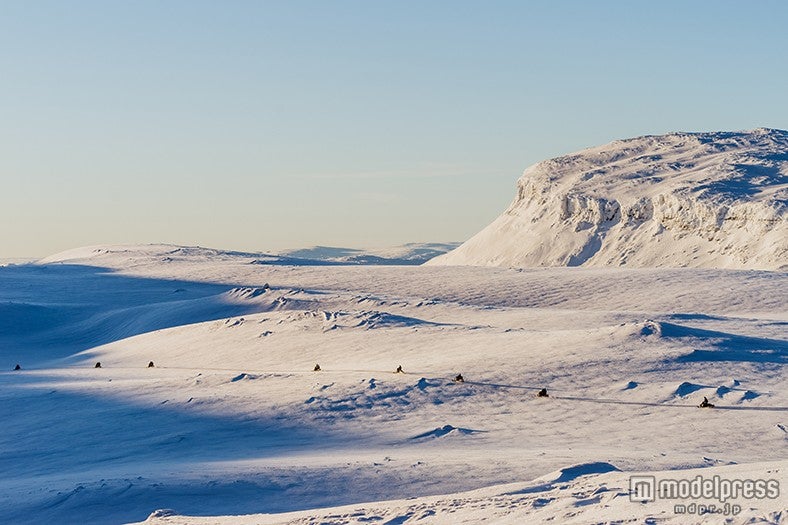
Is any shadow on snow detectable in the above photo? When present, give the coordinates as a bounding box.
[0,263,274,364]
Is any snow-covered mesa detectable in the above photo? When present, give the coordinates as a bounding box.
[429,128,788,269]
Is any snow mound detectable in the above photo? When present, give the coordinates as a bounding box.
[535,462,621,484]
[224,286,269,300]
[355,311,438,329]
[429,129,788,269]
[317,310,443,331]
[230,373,260,382]
[674,381,707,397]
[145,509,177,519]
[410,424,484,440]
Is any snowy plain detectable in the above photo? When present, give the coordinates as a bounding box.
[1,244,785,524]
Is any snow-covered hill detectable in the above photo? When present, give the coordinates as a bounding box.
[41,242,460,268]
[429,128,788,270]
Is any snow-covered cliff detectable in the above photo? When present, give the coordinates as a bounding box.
[429,129,787,270]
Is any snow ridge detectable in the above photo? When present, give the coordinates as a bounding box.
[429,129,788,270]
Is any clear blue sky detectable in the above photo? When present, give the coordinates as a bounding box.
[2,1,786,257]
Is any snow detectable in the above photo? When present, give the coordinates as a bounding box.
[39,242,461,268]
[1,243,785,524]
[132,461,787,524]
[429,129,788,270]
[276,243,461,265]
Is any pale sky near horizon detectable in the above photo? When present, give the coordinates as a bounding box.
[2,1,787,257]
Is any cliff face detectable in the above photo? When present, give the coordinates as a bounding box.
[429,129,788,270]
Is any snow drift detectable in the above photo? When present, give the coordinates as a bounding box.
[429,128,788,270]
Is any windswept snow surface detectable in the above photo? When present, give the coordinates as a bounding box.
[131,461,787,524]
[1,245,786,524]
[429,129,788,270]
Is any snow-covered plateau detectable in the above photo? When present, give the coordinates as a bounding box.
[2,130,786,525]
[429,129,787,269]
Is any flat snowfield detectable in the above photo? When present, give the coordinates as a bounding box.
[1,246,786,524]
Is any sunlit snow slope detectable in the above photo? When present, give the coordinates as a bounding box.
[429,129,788,269]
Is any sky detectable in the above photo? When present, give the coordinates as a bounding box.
[1,1,787,258]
